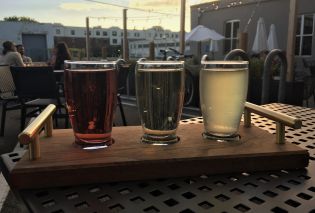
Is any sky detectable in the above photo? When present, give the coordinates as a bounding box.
[0,0,211,31]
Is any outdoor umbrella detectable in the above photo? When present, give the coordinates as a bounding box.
[186,25,224,59]
[267,24,279,50]
[252,17,268,53]
[185,25,225,42]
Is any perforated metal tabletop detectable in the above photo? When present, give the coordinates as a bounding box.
[2,103,315,213]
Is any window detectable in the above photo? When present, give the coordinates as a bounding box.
[103,31,108,36]
[71,30,75,35]
[112,39,117,44]
[96,31,100,36]
[112,31,117,36]
[121,32,123,36]
[224,20,240,53]
[56,29,61,34]
[295,14,314,56]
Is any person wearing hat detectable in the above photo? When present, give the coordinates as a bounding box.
[0,41,25,66]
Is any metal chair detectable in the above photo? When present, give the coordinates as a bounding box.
[0,64,21,136]
[302,58,315,105]
[10,66,68,131]
[116,59,129,126]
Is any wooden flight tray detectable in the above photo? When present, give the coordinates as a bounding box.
[10,120,309,189]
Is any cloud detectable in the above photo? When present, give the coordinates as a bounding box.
[59,2,102,11]
[129,0,179,10]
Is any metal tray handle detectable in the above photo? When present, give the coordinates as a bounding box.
[18,104,56,160]
[244,102,302,144]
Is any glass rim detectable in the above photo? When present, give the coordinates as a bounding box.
[137,60,184,65]
[64,60,116,65]
[201,60,249,65]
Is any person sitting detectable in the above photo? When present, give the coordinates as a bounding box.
[51,42,72,70]
[0,41,25,67]
[16,44,32,65]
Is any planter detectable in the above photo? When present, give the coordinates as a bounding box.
[248,78,304,106]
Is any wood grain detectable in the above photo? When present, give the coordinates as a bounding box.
[10,124,309,189]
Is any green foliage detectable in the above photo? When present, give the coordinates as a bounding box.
[3,16,38,23]
[249,57,264,79]
[249,57,281,79]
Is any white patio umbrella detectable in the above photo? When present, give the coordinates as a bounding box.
[252,17,268,53]
[185,25,225,42]
[267,24,279,50]
[186,25,224,58]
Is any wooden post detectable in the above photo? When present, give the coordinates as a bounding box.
[123,9,129,61]
[286,0,298,82]
[102,46,107,58]
[179,0,186,54]
[238,32,248,52]
[149,41,155,60]
[86,17,90,60]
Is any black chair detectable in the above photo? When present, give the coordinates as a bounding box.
[10,66,68,131]
[0,65,21,136]
[116,60,129,126]
[302,59,315,105]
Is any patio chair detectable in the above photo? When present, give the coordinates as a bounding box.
[302,58,315,105]
[117,60,129,126]
[0,65,21,136]
[10,66,68,131]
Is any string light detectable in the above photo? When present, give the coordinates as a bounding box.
[197,0,247,15]
[195,0,261,32]
[85,0,179,16]
[88,15,179,22]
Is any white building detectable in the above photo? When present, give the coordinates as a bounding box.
[128,26,180,58]
[0,21,179,61]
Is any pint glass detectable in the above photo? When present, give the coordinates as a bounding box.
[136,61,185,144]
[200,60,249,141]
[64,61,117,148]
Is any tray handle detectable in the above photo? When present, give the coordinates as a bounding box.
[244,102,302,144]
[18,104,56,160]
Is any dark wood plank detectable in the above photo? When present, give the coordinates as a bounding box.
[10,124,309,189]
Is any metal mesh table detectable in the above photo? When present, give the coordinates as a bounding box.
[2,103,315,213]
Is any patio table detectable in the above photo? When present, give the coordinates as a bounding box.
[1,103,314,213]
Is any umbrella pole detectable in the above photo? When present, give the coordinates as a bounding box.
[199,41,202,61]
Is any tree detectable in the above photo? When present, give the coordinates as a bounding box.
[3,16,38,23]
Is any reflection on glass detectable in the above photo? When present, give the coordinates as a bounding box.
[135,61,185,145]
[200,60,249,142]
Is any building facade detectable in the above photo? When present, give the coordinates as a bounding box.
[190,0,315,61]
[0,21,179,61]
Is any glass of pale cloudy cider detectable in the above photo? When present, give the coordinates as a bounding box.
[64,61,117,149]
[136,60,185,145]
[200,59,249,142]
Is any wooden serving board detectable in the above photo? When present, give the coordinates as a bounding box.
[10,124,309,189]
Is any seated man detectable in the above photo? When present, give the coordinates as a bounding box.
[16,44,32,65]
